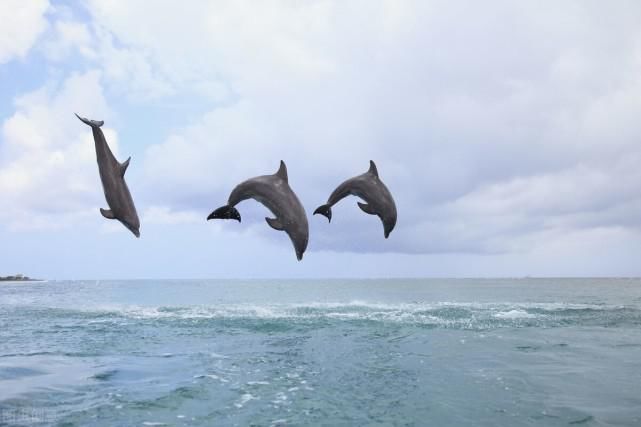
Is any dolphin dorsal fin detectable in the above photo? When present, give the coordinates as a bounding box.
[275,160,288,182]
[120,157,131,177]
[367,160,379,178]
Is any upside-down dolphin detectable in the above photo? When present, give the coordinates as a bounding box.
[75,113,140,238]
[207,161,309,260]
[314,160,397,238]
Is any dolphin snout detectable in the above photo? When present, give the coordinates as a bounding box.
[384,222,395,239]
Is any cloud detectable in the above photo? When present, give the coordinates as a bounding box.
[39,14,173,101]
[0,70,117,230]
[43,19,94,62]
[83,0,638,255]
[0,0,50,64]
[143,205,201,225]
[5,1,641,262]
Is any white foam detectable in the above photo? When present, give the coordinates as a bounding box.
[494,310,536,319]
[210,352,229,359]
[194,373,229,383]
[234,393,257,408]
[58,300,630,330]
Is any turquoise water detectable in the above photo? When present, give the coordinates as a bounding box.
[1,279,641,426]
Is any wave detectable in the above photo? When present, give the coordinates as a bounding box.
[4,301,640,330]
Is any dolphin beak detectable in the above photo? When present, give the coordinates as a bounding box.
[296,251,304,261]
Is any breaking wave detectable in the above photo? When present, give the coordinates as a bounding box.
[6,301,640,331]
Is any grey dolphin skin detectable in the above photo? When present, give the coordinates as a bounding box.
[207,161,309,261]
[314,160,397,238]
[75,114,141,238]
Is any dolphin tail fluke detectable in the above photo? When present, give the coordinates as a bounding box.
[207,205,241,222]
[313,204,332,222]
[75,113,104,128]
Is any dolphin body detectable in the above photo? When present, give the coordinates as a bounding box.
[76,114,141,238]
[207,161,309,260]
[314,160,397,238]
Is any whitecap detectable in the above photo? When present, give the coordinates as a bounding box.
[234,393,257,408]
[494,310,536,319]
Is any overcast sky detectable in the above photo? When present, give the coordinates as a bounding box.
[2,0,641,279]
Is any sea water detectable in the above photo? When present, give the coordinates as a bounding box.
[1,278,640,426]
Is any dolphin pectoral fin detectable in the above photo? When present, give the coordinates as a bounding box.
[357,202,377,215]
[100,208,115,219]
[120,157,131,177]
[313,204,332,222]
[265,217,285,231]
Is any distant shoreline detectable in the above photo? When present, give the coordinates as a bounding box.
[0,275,41,282]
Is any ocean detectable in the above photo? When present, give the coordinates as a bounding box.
[1,278,640,426]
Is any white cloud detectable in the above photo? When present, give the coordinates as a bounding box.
[90,26,174,100]
[0,0,50,63]
[43,20,94,61]
[92,0,640,255]
[0,70,118,230]
[6,1,641,262]
[39,15,173,100]
[83,0,338,101]
[143,206,201,225]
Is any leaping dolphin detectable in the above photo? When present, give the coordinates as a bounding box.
[207,161,309,260]
[75,114,141,238]
[314,160,397,238]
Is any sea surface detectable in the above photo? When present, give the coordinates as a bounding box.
[1,279,641,426]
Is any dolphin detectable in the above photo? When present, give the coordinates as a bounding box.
[314,160,397,238]
[207,161,309,261]
[75,113,141,238]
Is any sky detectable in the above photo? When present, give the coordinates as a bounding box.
[2,0,641,279]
